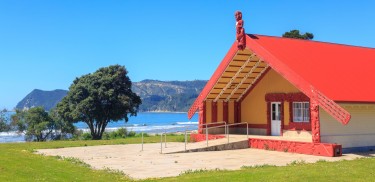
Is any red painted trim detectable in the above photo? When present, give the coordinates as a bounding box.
[246,35,351,125]
[201,123,227,128]
[249,124,268,129]
[230,124,268,129]
[249,138,342,157]
[198,103,204,133]
[190,134,225,142]
[264,92,311,131]
[223,101,228,122]
[287,93,311,131]
[265,92,309,102]
[280,101,284,136]
[288,92,310,102]
[237,102,241,123]
[238,68,271,103]
[285,123,311,131]
[212,101,217,123]
[188,42,238,119]
[265,93,288,136]
[234,101,238,123]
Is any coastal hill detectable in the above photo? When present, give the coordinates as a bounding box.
[15,89,68,111]
[15,80,207,112]
[133,79,207,112]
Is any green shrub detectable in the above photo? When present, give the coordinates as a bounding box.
[127,131,136,137]
[81,133,92,140]
[116,128,128,138]
[109,131,118,139]
[102,132,110,140]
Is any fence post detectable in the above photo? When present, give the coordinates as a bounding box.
[246,123,249,139]
[227,125,229,144]
[164,131,167,148]
[141,132,144,151]
[224,122,227,137]
[160,134,163,154]
[185,130,187,152]
[206,126,208,147]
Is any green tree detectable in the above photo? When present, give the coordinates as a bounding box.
[282,30,314,40]
[49,108,76,140]
[0,109,11,132]
[11,107,55,141]
[56,65,141,140]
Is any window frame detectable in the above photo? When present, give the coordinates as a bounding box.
[292,102,310,123]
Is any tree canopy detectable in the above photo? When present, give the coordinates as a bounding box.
[0,110,10,132]
[282,30,314,40]
[11,107,59,141]
[56,65,141,140]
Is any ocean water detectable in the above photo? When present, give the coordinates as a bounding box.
[0,112,198,143]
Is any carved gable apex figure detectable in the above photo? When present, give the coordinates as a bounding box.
[235,11,246,50]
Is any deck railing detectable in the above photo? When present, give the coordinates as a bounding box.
[139,121,250,153]
[226,122,249,143]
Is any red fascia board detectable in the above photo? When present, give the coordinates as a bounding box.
[187,42,238,119]
[245,35,351,125]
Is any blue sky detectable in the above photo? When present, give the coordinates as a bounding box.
[0,0,374,109]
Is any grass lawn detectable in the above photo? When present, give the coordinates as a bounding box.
[0,135,184,182]
[150,157,375,182]
[1,135,374,182]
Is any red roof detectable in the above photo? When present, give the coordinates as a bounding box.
[249,34,375,103]
[188,34,375,124]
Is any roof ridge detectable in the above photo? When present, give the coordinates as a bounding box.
[248,33,375,50]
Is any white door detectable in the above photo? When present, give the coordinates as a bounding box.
[271,102,281,136]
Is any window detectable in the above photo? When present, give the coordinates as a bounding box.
[271,102,281,121]
[292,102,310,122]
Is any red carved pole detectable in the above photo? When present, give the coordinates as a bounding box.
[280,102,284,136]
[235,11,246,50]
[198,102,204,133]
[234,101,238,123]
[311,100,321,143]
[212,102,217,123]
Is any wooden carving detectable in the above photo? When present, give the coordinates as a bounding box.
[310,100,321,143]
[235,11,246,50]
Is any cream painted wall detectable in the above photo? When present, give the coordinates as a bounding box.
[320,103,375,148]
[205,100,212,124]
[241,69,299,124]
[284,102,290,126]
[217,101,223,122]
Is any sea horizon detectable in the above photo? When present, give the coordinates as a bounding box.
[0,112,198,143]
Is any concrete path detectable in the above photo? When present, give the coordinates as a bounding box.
[37,140,375,179]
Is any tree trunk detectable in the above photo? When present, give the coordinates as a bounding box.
[91,122,104,140]
[92,134,102,140]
